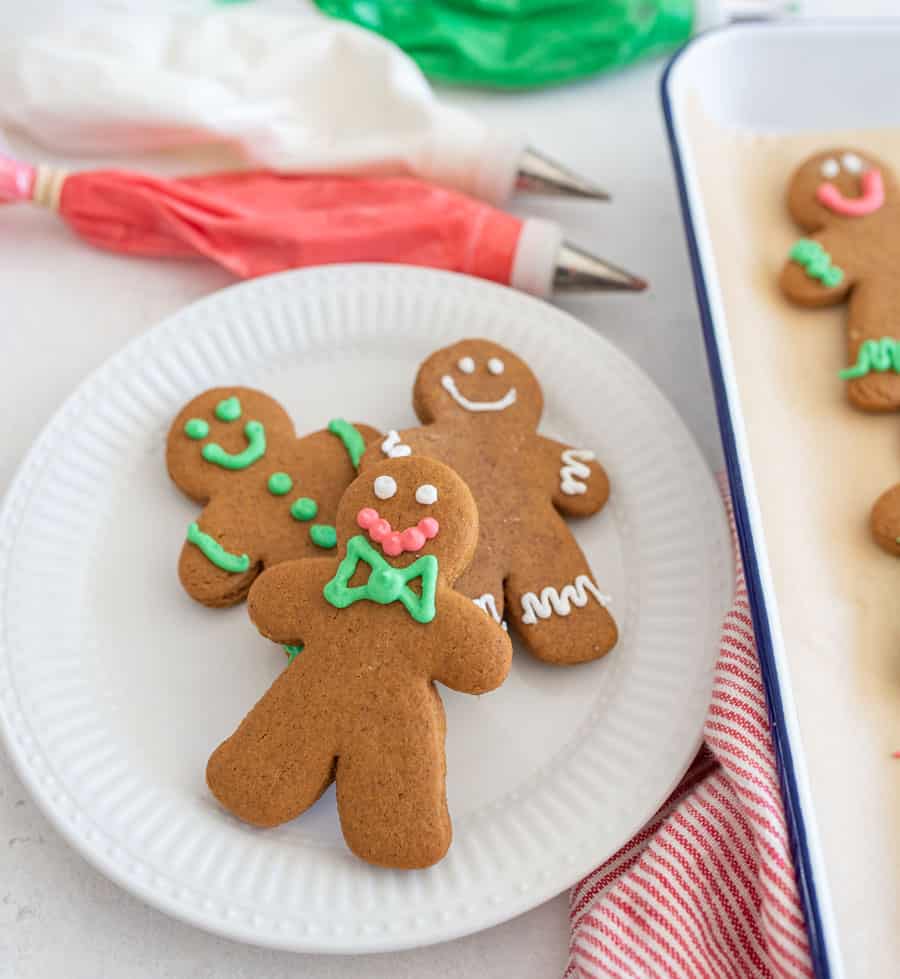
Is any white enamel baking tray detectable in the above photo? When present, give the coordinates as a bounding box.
[661,19,900,979]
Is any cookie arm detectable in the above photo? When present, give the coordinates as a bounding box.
[247,559,335,645]
[538,435,610,517]
[429,590,512,695]
[779,233,853,308]
[178,497,263,608]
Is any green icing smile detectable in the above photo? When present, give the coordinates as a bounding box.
[186,522,250,574]
[202,420,266,470]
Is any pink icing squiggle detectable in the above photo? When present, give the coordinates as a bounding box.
[817,169,885,217]
[356,507,439,556]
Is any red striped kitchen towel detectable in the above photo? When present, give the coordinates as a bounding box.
[566,479,813,979]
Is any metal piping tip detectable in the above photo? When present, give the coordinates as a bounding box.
[516,147,610,201]
[554,242,647,293]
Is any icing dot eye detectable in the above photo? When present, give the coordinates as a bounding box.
[374,475,397,500]
[415,483,438,505]
[820,158,839,179]
[842,152,863,174]
[215,396,242,422]
[487,357,504,375]
[457,356,475,374]
[184,418,209,440]
[267,472,293,496]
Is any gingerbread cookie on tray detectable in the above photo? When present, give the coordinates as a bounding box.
[207,456,512,869]
[167,386,378,607]
[779,147,900,412]
[362,338,617,665]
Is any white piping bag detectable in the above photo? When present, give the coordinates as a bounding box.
[0,6,607,205]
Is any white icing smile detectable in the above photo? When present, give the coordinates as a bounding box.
[440,374,517,413]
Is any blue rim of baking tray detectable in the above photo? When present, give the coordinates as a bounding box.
[660,26,833,979]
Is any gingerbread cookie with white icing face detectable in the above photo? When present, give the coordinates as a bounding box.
[779,148,900,412]
[207,456,512,869]
[167,387,378,607]
[362,339,617,665]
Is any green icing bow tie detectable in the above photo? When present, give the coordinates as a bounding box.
[323,534,438,624]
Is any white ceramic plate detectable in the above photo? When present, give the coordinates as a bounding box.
[0,265,730,953]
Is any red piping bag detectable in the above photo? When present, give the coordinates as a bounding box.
[0,157,645,297]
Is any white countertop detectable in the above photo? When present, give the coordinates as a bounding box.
[0,2,889,977]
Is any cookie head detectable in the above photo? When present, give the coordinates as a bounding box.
[787,148,897,230]
[166,387,296,501]
[335,457,478,584]
[413,339,543,428]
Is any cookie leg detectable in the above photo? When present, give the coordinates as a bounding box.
[206,667,335,828]
[505,524,617,665]
[335,688,451,869]
[847,373,900,413]
[871,483,900,556]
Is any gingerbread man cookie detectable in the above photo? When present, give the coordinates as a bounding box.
[167,387,378,607]
[362,339,617,665]
[207,457,512,869]
[870,479,900,558]
[779,148,900,412]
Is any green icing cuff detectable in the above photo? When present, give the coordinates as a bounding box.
[186,522,250,574]
[840,338,900,380]
[789,238,844,288]
[328,418,366,469]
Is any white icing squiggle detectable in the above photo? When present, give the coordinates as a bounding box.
[559,449,595,495]
[473,593,508,631]
[381,429,411,458]
[520,576,610,625]
[441,375,517,413]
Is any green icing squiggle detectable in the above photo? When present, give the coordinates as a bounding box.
[840,338,900,380]
[789,239,844,288]
[186,522,250,574]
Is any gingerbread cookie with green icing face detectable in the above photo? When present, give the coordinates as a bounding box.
[207,456,512,869]
[779,148,900,412]
[360,338,617,666]
[166,387,378,608]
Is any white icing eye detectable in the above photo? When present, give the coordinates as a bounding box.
[457,356,475,374]
[373,475,397,500]
[842,152,863,174]
[415,483,438,505]
[820,158,839,179]
[487,357,505,375]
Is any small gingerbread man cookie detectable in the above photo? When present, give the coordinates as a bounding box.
[167,387,378,607]
[207,457,512,869]
[779,148,900,412]
[870,479,900,558]
[362,339,617,665]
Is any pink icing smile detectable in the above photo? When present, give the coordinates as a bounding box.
[356,507,439,556]
[817,168,885,217]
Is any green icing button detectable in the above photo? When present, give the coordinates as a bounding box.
[310,524,337,549]
[215,395,242,422]
[268,472,293,496]
[184,418,209,440]
[290,497,318,522]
